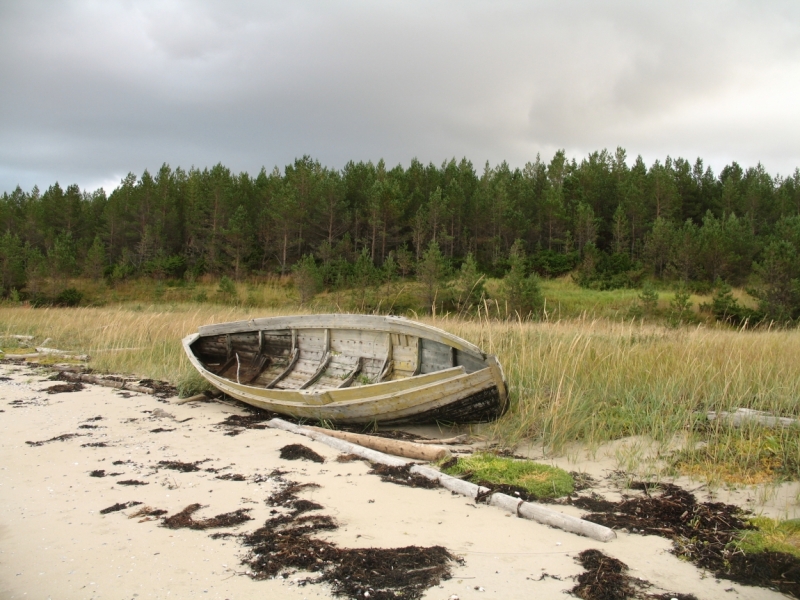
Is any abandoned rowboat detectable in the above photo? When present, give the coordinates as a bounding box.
[182,314,508,424]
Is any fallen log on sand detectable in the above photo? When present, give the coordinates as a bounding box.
[305,426,451,461]
[268,418,615,543]
[58,371,157,395]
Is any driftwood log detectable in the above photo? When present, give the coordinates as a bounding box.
[305,426,451,461]
[58,371,157,395]
[415,434,468,445]
[268,418,615,543]
[174,390,223,405]
[707,408,800,429]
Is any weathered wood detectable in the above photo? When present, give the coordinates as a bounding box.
[299,351,332,389]
[174,390,222,404]
[268,418,408,467]
[198,314,486,356]
[415,434,468,445]
[36,347,90,361]
[183,314,508,425]
[58,371,156,395]
[707,408,800,429]
[489,493,616,542]
[337,356,363,388]
[305,426,451,461]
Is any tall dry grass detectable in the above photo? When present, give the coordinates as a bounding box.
[0,304,308,387]
[433,313,800,481]
[3,303,799,481]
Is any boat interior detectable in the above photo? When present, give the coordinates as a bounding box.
[190,328,488,391]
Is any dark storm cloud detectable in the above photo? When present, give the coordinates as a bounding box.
[1,1,799,193]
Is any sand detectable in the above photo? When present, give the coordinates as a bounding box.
[0,361,792,600]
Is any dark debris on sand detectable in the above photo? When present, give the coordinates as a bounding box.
[161,504,253,530]
[216,413,276,436]
[137,379,178,398]
[570,549,698,600]
[335,453,365,463]
[129,506,168,519]
[117,479,148,486]
[279,444,325,463]
[369,463,440,489]
[81,441,109,448]
[89,470,123,477]
[100,501,142,515]
[579,482,800,598]
[44,382,84,394]
[156,459,208,473]
[150,427,175,433]
[215,473,247,481]
[242,479,458,600]
[26,433,82,446]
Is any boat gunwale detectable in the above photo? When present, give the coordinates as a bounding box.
[195,314,486,357]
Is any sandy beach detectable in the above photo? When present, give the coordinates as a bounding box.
[0,360,794,600]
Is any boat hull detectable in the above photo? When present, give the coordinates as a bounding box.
[183,314,508,424]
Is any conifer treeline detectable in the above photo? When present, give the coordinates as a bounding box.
[1,149,800,301]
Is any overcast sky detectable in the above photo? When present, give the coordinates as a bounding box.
[1,1,799,194]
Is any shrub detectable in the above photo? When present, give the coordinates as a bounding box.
[55,287,83,307]
[216,276,238,303]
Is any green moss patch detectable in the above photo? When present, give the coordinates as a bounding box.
[442,453,573,499]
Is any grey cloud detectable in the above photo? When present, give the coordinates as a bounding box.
[1,0,799,193]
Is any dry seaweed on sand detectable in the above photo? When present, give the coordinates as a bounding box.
[128,506,167,519]
[215,473,247,481]
[100,501,142,514]
[156,459,208,472]
[81,441,109,447]
[26,433,82,446]
[215,412,276,436]
[580,482,800,598]
[279,443,325,463]
[117,479,148,486]
[43,382,84,394]
[369,463,440,489]
[266,482,321,507]
[242,479,459,599]
[137,378,178,397]
[89,470,123,477]
[149,427,175,433]
[336,453,365,463]
[161,503,253,530]
[569,549,698,600]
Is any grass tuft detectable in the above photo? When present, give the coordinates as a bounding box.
[735,517,800,558]
[442,453,574,499]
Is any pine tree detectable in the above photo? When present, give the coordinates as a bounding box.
[455,252,485,315]
[418,240,448,313]
[503,240,542,319]
[292,254,322,306]
[84,235,107,280]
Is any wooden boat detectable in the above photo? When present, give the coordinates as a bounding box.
[182,314,508,424]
